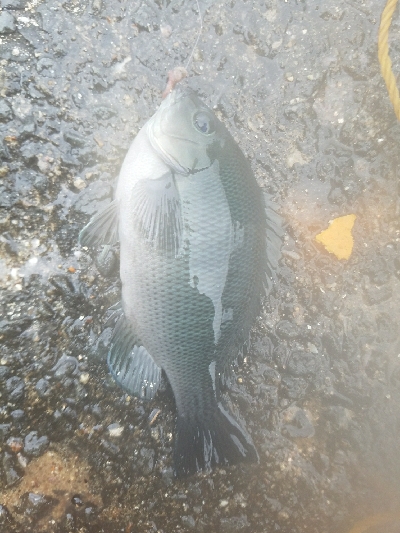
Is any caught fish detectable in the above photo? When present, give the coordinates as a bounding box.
[80,87,283,477]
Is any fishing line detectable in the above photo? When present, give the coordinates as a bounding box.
[162,0,203,97]
[184,0,203,72]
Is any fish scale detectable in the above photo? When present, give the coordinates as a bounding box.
[79,87,283,477]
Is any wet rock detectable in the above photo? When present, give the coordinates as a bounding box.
[275,319,301,340]
[101,439,120,456]
[35,378,51,397]
[107,423,124,437]
[287,351,317,377]
[15,492,55,518]
[137,447,155,475]
[1,0,26,8]
[0,11,16,34]
[6,436,23,453]
[0,139,11,160]
[73,181,113,216]
[52,354,79,377]
[325,406,353,431]
[220,515,250,532]
[6,376,25,402]
[10,409,25,421]
[0,100,13,121]
[322,332,342,358]
[2,451,23,486]
[364,284,392,305]
[181,515,196,529]
[93,105,116,120]
[160,466,174,486]
[281,376,308,400]
[0,424,12,441]
[63,129,87,148]
[0,365,10,381]
[24,431,49,457]
[0,504,14,526]
[71,494,84,507]
[282,406,315,438]
[96,245,118,276]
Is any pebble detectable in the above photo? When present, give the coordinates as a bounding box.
[0,100,13,121]
[282,406,315,438]
[80,372,90,384]
[24,431,49,456]
[0,11,16,34]
[6,436,23,453]
[107,423,124,437]
[0,504,13,526]
[15,492,53,517]
[181,515,196,529]
[35,378,51,397]
[2,452,22,486]
[0,424,12,441]
[6,376,25,402]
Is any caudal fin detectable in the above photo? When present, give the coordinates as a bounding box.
[173,402,258,478]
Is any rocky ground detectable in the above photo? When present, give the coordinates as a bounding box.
[1,0,400,531]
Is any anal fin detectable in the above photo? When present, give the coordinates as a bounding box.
[107,314,161,400]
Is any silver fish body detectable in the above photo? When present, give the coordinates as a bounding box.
[80,88,282,476]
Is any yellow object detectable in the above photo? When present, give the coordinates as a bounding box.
[315,214,356,260]
[347,512,400,533]
[378,0,400,120]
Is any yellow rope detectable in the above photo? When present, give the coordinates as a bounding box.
[378,0,400,120]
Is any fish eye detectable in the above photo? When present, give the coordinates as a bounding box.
[193,112,215,135]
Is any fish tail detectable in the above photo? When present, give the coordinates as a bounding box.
[173,402,258,478]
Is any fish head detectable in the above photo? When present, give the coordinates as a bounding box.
[147,88,225,174]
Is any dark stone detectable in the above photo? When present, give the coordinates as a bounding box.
[0,100,13,121]
[220,515,250,532]
[95,245,118,276]
[15,492,55,517]
[2,452,23,486]
[181,515,196,529]
[1,0,26,8]
[0,139,11,160]
[137,447,155,475]
[0,424,12,442]
[73,181,113,216]
[281,376,308,400]
[71,494,84,507]
[63,129,87,147]
[0,504,14,526]
[6,376,25,402]
[10,409,25,421]
[282,407,315,438]
[287,351,317,377]
[0,365,10,381]
[93,105,116,120]
[24,431,49,457]
[0,11,16,34]
[275,320,301,340]
[35,378,51,398]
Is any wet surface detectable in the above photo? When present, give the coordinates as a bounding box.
[1,0,400,531]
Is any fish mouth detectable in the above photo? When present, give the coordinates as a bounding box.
[147,87,203,175]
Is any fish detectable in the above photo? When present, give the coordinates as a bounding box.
[79,87,283,477]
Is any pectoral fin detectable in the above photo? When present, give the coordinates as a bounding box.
[131,173,182,257]
[79,200,119,248]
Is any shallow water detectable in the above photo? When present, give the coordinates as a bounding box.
[1,0,400,531]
